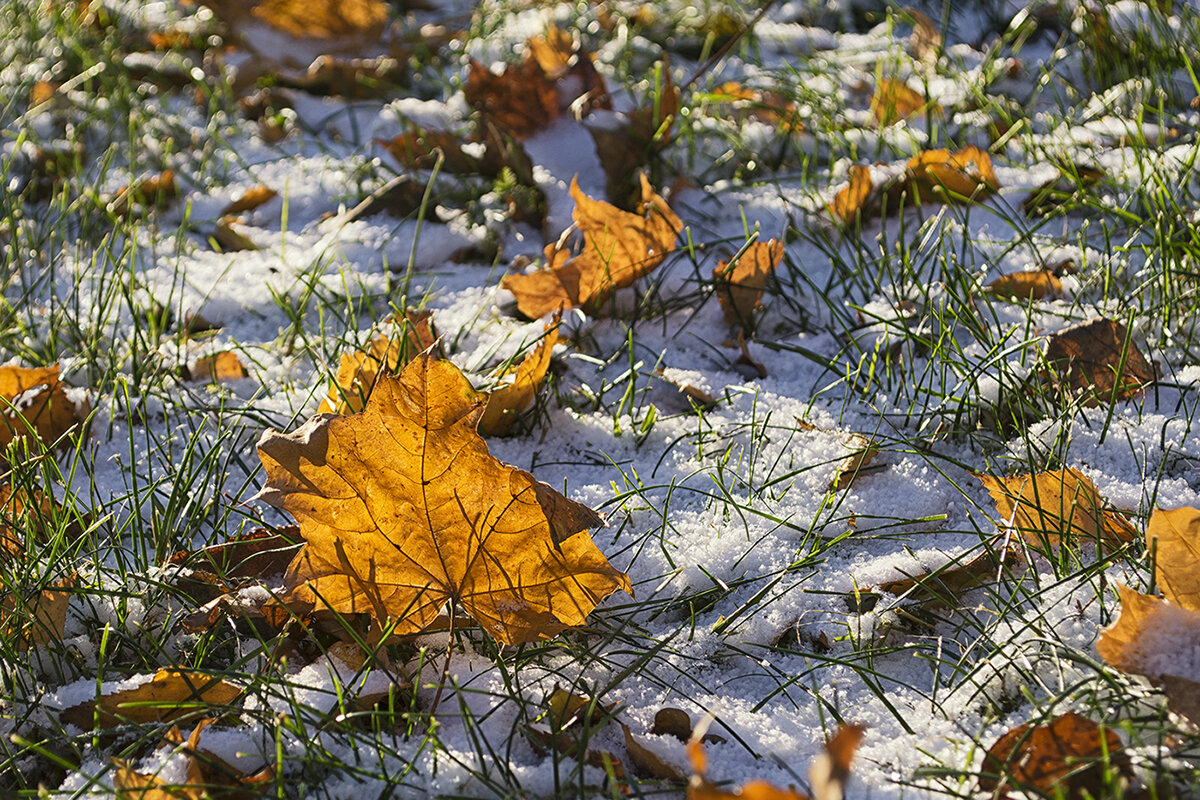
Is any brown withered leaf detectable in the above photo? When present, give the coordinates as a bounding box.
[211,218,261,252]
[0,483,76,557]
[114,719,274,800]
[710,82,802,131]
[987,270,1062,301]
[1043,317,1155,406]
[526,26,610,116]
[257,355,632,645]
[1147,506,1200,611]
[0,364,88,454]
[220,184,277,216]
[871,544,1022,609]
[0,576,73,649]
[503,174,682,319]
[623,722,687,781]
[871,78,937,126]
[526,686,618,757]
[978,712,1131,800]
[712,239,784,328]
[977,468,1134,552]
[185,351,250,383]
[479,321,559,437]
[61,669,242,729]
[170,526,301,583]
[906,146,998,201]
[318,311,438,415]
[587,65,677,208]
[794,420,878,492]
[828,165,873,226]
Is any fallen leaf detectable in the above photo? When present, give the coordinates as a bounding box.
[478,321,559,436]
[732,333,768,380]
[502,174,682,318]
[220,184,277,216]
[0,364,89,454]
[710,82,802,131]
[871,78,936,126]
[809,724,865,800]
[871,544,1022,609]
[257,354,632,645]
[623,722,687,781]
[978,712,1131,799]
[986,270,1062,301]
[907,7,941,62]
[587,65,678,207]
[977,468,1134,552]
[465,57,558,139]
[170,526,301,583]
[525,26,610,116]
[652,708,695,742]
[828,165,873,225]
[61,668,242,729]
[106,170,178,217]
[0,576,73,649]
[113,719,274,800]
[906,146,998,201]
[318,311,438,415]
[185,351,249,383]
[1147,506,1200,611]
[712,239,784,329]
[1043,317,1154,406]
[211,218,261,252]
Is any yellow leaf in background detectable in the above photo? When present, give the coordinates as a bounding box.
[220,184,277,216]
[503,174,682,318]
[187,351,250,383]
[986,270,1062,301]
[978,712,1131,800]
[0,364,88,454]
[907,146,998,200]
[258,355,631,645]
[977,468,1133,552]
[1042,317,1155,407]
[1147,506,1200,611]
[319,311,438,415]
[60,669,242,729]
[479,322,559,437]
[712,239,784,328]
[871,77,936,126]
[250,0,388,40]
[828,165,873,225]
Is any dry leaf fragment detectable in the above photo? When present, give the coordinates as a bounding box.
[170,526,301,583]
[503,174,682,319]
[1043,317,1154,406]
[712,239,784,328]
[1147,506,1200,611]
[185,351,250,383]
[828,165,873,225]
[114,719,275,800]
[479,322,558,437]
[61,669,242,729]
[0,364,88,454]
[794,420,877,492]
[258,354,632,645]
[220,184,277,216]
[977,468,1133,552]
[871,78,936,126]
[871,544,1022,609]
[906,146,998,201]
[318,311,438,415]
[978,712,1131,799]
[986,270,1062,301]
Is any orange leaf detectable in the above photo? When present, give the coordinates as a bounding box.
[107,170,178,217]
[977,468,1133,552]
[220,184,277,216]
[986,270,1062,301]
[978,712,1130,799]
[0,575,73,649]
[870,78,936,126]
[186,351,250,383]
[871,544,1022,608]
[1147,506,1200,611]
[318,311,438,415]
[712,239,784,328]
[828,165,872,225]
[257,354,632,645]
[0,364,88,454]
[248,0,388,40]
[478,322,559,436]
[61,669,242,729]
[1042,317,1155,406]
[503,174,682,318]
[906,146,998,200]
[466,57,559,140]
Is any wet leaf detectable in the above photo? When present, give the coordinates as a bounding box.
[257,354,632,645]
[977,468,1134,552]
[712,239,784,329]
[986,270,1062,301]
[0,364,89,454]
[479,321,559,436]
[61,669,242,729]
[1043,317,1155,406]
[978,712,1131,799]
[503,174,682,318]
[318,311,438,415]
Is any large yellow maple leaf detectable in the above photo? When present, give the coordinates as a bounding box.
[256,354,631,645]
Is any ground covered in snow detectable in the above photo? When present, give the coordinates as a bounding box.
[3,0,1200,797]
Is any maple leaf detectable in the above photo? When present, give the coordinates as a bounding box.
[319,311,438,415]
[478,321,559,437]
[0,364,89,455]
[1042,317,1155,406]
[256,354,632,645]
[712,239,784,329]
[977,468,1134,552]
[503,174,682,319]
[61,668,242,729]
[978,712,1131,800]
[905,146,998,200]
